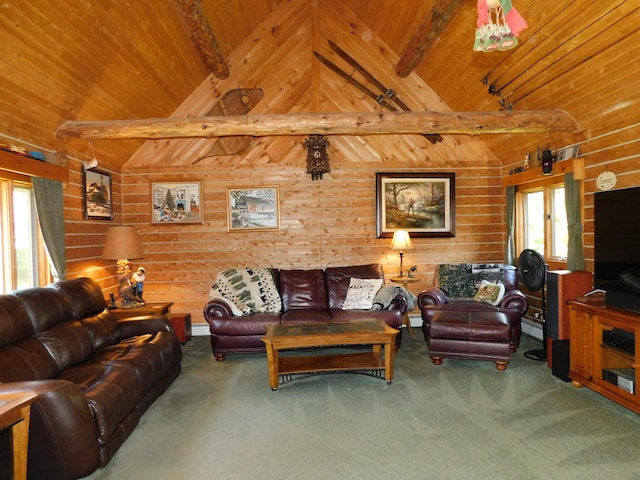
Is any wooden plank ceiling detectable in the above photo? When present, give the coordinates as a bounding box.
[0,0,638,170]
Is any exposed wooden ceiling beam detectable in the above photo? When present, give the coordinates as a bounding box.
[174,0,229,79]
[395,0,466,78]
[56,110,578,140]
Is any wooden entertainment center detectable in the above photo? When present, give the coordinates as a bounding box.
[569,299,640,414]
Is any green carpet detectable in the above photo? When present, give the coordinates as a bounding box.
[85,333,640,480]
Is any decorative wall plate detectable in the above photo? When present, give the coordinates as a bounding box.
[596,170,617,191]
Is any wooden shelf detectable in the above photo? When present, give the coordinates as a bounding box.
[0,149,68,183]
[502,158,584,188]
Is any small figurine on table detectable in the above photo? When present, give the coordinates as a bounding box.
[132,266,146,300]
[118,262,145,307]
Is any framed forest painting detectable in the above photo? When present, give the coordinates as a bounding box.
[376,172,455,238]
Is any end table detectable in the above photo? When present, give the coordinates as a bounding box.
[0,391,38,480]
[390,276,420,339]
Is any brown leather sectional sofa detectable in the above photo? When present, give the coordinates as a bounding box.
[0,278,182,480]
[204,264,408,361]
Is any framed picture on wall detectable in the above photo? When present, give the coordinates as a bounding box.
[83,168,113,220]
[226,186,280,231]
[376,172,455,238]
[151,181,203,224]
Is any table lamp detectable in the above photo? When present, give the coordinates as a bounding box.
[390,229,413,278]
[102,225,144,274]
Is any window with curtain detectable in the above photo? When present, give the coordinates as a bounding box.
[0,177,51,292]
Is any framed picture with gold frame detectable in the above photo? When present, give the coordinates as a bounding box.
[226,186,280,231]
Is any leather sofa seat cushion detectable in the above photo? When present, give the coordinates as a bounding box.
[325,264,384,310]
[279,269,327,310]
[208,313,281,336]
[281,309,332,324]
[329,308,402,328]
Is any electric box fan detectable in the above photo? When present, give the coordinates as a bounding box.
[517,249,548,362]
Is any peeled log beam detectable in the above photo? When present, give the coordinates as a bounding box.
[55,110,578,140]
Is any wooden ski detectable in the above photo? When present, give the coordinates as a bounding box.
[314,51,397,111]
[328,41,442,144]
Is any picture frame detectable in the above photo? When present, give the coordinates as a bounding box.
[151,181,203,224]
[83,168,113,220]
[226,186,280,231]
[558,145,580,161]
[376,172,455,238]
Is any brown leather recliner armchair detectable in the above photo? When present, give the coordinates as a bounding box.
[418,264,529,352]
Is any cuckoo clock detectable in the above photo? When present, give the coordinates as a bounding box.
[303,135,330,180]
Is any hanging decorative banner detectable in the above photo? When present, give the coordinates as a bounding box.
[474,0,527,52]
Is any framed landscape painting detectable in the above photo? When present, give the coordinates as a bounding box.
[83,168,113,220]
[376,172,455,238]
[226,186,280,231]
[151,181,203,224]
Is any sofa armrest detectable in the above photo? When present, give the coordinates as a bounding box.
[0,380,100,479]
[499,289,529,316]
[203,299,235,321]
[117,314,174,338]
[387,294,408,314]
[418,288,448,308]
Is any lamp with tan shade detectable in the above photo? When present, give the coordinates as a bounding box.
[390,229,413,278]
[102,226,145,306]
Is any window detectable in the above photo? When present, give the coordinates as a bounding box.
[0,177,50,293]
[517,183,568,269]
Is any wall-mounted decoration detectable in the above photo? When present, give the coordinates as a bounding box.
[303,134,330,180]
[83,168,113,220]
[558,145,580,161]
[226,186,280,231]
[376,173,455,238]
[151,181,203,224]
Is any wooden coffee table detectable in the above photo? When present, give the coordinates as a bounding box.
[261,320,398,390]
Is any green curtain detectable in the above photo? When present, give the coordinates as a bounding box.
[505,185,516,265]
[32,177,66,280]
[564,173,585,270]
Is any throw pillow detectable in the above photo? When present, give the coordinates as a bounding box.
[473,280,506,306]
[342,278,383,310]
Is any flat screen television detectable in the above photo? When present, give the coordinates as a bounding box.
[594,186,640,313]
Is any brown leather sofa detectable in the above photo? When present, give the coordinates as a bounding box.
[204,264,407,361]
[0,278,182,480]
[418,264,529,352]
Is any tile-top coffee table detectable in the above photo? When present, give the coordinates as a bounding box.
[261,320,398,390]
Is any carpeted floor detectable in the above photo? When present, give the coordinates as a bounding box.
[86,332,640,480]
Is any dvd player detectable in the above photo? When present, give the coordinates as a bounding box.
[602,328,635,354]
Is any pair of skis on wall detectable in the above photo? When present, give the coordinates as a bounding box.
[314,41,443,145]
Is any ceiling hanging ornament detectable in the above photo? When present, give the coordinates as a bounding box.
[303,135,330,181]
[474,0,527,52]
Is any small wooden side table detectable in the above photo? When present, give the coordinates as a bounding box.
[109,302,173,320]
[390,276,420,339]
[0,391,38,480]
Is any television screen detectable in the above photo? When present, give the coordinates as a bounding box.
[594,186,640,313]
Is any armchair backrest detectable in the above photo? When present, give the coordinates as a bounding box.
[435,263,516,298]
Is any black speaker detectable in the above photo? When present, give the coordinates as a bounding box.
[551,339,570,382]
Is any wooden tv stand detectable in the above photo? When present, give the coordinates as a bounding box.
[569,300,640,414]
